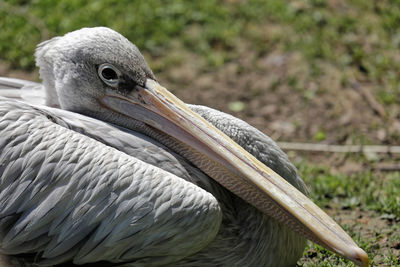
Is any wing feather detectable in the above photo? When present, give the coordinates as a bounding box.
[0,77,46,106]
[0,98,222,266]
[188,104,307,193]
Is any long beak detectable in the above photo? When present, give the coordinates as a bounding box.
[101,79,369,267]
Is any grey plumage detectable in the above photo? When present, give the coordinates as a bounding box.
[0,94,306,266]
[0,98,221,266]
[0,27,368,267]
[0,96,305,266]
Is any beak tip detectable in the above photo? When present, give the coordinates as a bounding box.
[351,246,369,267]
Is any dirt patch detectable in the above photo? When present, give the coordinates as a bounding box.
[330,208,399,265]
[298,207,400,266]
[0,62,38,81]
[156,49,400,146]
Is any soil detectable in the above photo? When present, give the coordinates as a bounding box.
[332,208,399,264]
[155,50,400,146]
[299,207,400,265]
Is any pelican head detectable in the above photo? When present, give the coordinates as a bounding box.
[35,27,368,266]
[35,27,154,113]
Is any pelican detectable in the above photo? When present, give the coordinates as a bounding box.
[0,27,368,266]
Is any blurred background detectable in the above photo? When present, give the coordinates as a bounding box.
[0,0,399,265]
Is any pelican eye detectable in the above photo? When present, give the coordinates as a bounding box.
[98,64,120,87]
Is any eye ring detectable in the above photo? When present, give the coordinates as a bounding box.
[98,63,121,87]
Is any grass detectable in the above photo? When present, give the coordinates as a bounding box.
[298,162,400,217]
[1,0,399,265]
[296,158,400,266]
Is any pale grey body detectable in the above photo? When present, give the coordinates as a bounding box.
[0,27,307,266]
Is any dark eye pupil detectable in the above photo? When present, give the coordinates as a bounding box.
[102,67,117,80]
